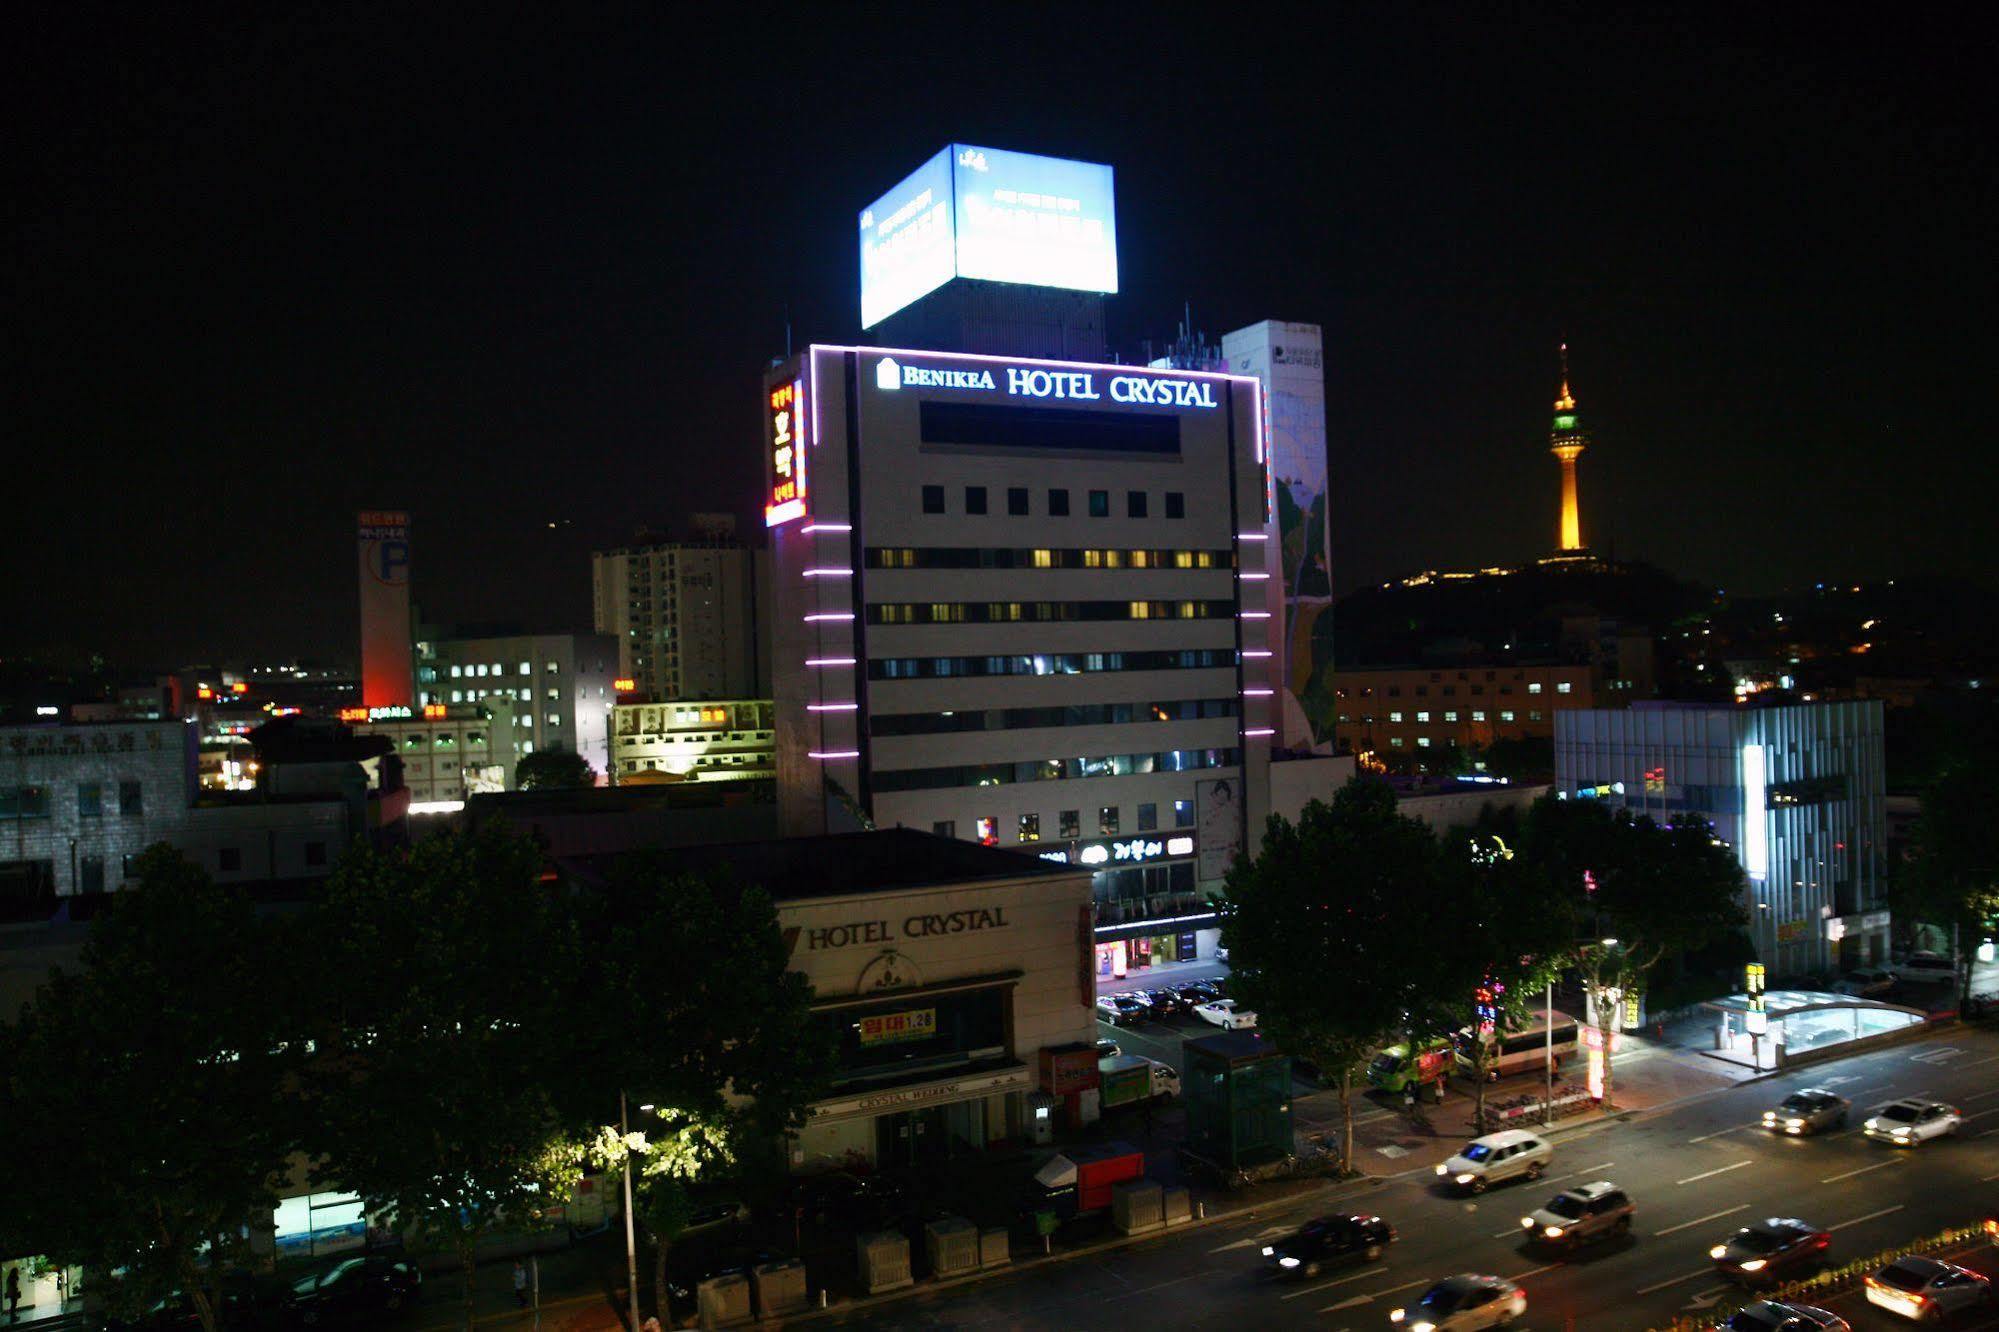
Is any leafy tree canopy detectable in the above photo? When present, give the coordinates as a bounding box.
[516,747,596,790]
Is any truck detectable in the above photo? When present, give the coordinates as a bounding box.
[1365,1038,1452,1094]
[1030,1141,1145,1218]
[1098,1055,1181,1110]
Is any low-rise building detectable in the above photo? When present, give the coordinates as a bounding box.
[418,632,616,778]
[1335,661,1599,760]
[1556,699,1889,974]
[610,698,773,783]
[349,701,518,806]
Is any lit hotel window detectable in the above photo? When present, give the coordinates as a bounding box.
[1018,813,1040,842]
[1444,711,1458,722]
[1501,710,1516,722]
[1417,737,1431,748]
[1528,682,1543,694]
[1557,681,1573,694]
[1389,711,1404,723]
[1415,711,1430,723]
[1472,710,1487,722]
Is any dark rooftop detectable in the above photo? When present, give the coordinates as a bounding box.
[559,828,1077,902]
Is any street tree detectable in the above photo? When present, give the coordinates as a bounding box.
[1895,761,1999,1002]
[567,855,836,1322]
[515,747,596,790]
[0,847,295,1332]
[299,824,585,1331]
[1222,778,1446,1171]
[1518,797,1746,1107]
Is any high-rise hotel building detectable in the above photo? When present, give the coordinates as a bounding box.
[767,347,1277,954]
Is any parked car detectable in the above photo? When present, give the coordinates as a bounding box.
[1134,988,1185,1018]
[1716,1299,1850,1331]
[1519,1181,1633,1250]
[1890,952,1957,986]
[788,1169,912,1232]
[1761,1089,1850,1135]
[1832,968,1894,997]
[1864,1255,1992,1321]
[1862,1098,1962,1145]
[1261,1213,1396,1278]
[285,1255,421,1326]
[1710,1218,1831,1285]
[1096,1037,1122,1059]
[1389,1273,1526,1329]
[1095,994,1148,1026]
[104,1272,287,1330]
[1193,998,1257,1029]
[1435,1129,1552,1194]
[680,1197,751,1238]
[1175,981,1222,1007]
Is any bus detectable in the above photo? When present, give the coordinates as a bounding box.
[1454,1010,1580,1081]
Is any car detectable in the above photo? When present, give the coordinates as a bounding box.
[1832,968,1894,997]
[787,1169,913,1232]
[1709,1217,1831,1285]
[1096,1037,1122,1059]
[104,1272,288,1330]
[1261,1213,1396,1277]
[285,1255,421,1325]
[1389,1273,1526,1330]
[1864,1255,1992,1321]
[1434,1129,1552,1194]
[1863,1097,1962,1145]
[1134,988,1185,1018]
[1761,1089,1850,1135]
[1717,1299,1851,1331]
[665,1244,782,1314]
[1890,952,1957,986]
[1193,998,1257,1029]
[680,1198,750,1238]
[1518,1181,1633,1250]
[1215,944,1230,961]
[1095,994,1147,1026]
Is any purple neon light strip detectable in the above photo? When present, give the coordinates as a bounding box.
[802,522,851,534]
[803,568,853,578]
[1243,688,1275,697]
[1239,611,1271,620]
[1237,532,1269,541]
[807,702,858,712]
[803,612,854,622]
[1244,728,1276,738]
[809,750,860,761]
[805,657,855,667]
[1242,649,1273,658]
[1239,572,1271,580]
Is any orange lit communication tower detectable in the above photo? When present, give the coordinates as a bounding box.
[1549,344,1588,552]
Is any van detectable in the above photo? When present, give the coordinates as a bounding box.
[1434,1129,1553,1194]
[1366,1039,1453,1093]
[1454,1012,1580,1081]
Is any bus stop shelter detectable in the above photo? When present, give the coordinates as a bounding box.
[1701,989,1927,1071]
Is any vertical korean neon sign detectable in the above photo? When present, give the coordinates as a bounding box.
[1740,742,1768,881]
[764,377,809,527]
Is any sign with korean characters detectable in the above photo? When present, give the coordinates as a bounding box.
[858,1007,937,1047]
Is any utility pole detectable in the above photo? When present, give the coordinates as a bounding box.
[621,1091,641,1331]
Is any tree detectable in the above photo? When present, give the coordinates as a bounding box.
[1518,797,1747,1107]
[567,856,836,1322]
[299,825,585,1330]
[1895,761,1999,1002]
[1222,779,1447,1171]
[0,847,295,1332]
[516,747,595,790]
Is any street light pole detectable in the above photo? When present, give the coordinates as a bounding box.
[1543,979,1554,1126]
[621,1091,641,1332]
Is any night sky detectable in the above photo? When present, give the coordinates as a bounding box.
[9,8,1992,667]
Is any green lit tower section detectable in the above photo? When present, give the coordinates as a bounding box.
[1550,343,1588,552]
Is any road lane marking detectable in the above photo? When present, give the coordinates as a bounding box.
[1676,1159,1753,1185]
[1637,1268,1712,1295]
[1317,1276,1430,1312]
[1959,1086,1999,1103]
[1821,1159,1901,1183]
[1279,1266,1391,1300]
[1547,1160,1616,1183]
[1829,1205,1905,1230]
[1654,1204,1748,1236]
[1492,1224,1529,1238]
[1504,1263,1563,1281]
[1959,1107,1999,1122]
[1208,1224,1295,1253]
[1687,1123,1757,1143]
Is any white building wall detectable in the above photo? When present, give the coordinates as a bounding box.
[430,634,616,779]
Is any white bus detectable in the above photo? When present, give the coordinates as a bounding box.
[1454,1010,1580,1081]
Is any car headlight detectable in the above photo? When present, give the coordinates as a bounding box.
[1893,1128,1912,1139]
[1544,1225,1565,1238]
[1435,1164,1449,1176]
[1709,1245,1729,1260]
[1389,1310,1406,1325]
[1738,1258,1767,1272]
[1260,1246,1274,1257]
[1277,1256,1299,1269]
[1411,1323,1437,1332]
[1762,1111,1777,1123]
[1786,1119,1805,1129]
[1456,1173,1476,1185]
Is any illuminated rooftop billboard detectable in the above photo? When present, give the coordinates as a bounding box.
[858,145,1118,329]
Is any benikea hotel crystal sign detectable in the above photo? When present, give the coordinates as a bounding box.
[858,144,1118,329]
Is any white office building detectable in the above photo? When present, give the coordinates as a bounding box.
[591,516,770,703]
[1555,700,1889,975]
[610,698,774,783]
[419,633,617,778]
[766,346,1277,964]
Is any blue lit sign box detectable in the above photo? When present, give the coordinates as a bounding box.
[859,144,1118,329]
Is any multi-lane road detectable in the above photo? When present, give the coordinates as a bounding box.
[833,1024,1999,1329]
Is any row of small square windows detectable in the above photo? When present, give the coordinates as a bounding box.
[448,661,564,678]
[1341,681,1573,699]
[939,801,1198,845]
[1341,709,1547,725]
[922,486,1186,519]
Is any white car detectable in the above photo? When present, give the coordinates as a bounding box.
[1389,1273,1526,1329]
[1434,1129,1552,1194]
[1193,998,1257,1029]
[1864,1255,1991,1321]
[1862,1097,1961,1145]
[1831,968,1893,997]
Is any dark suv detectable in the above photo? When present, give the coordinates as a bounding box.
[1520,1181,1634,1249]
[1262,1213,1397,1278]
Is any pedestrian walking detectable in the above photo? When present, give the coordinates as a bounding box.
[512,1259,529,1308]
[4,1266,21,1323]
